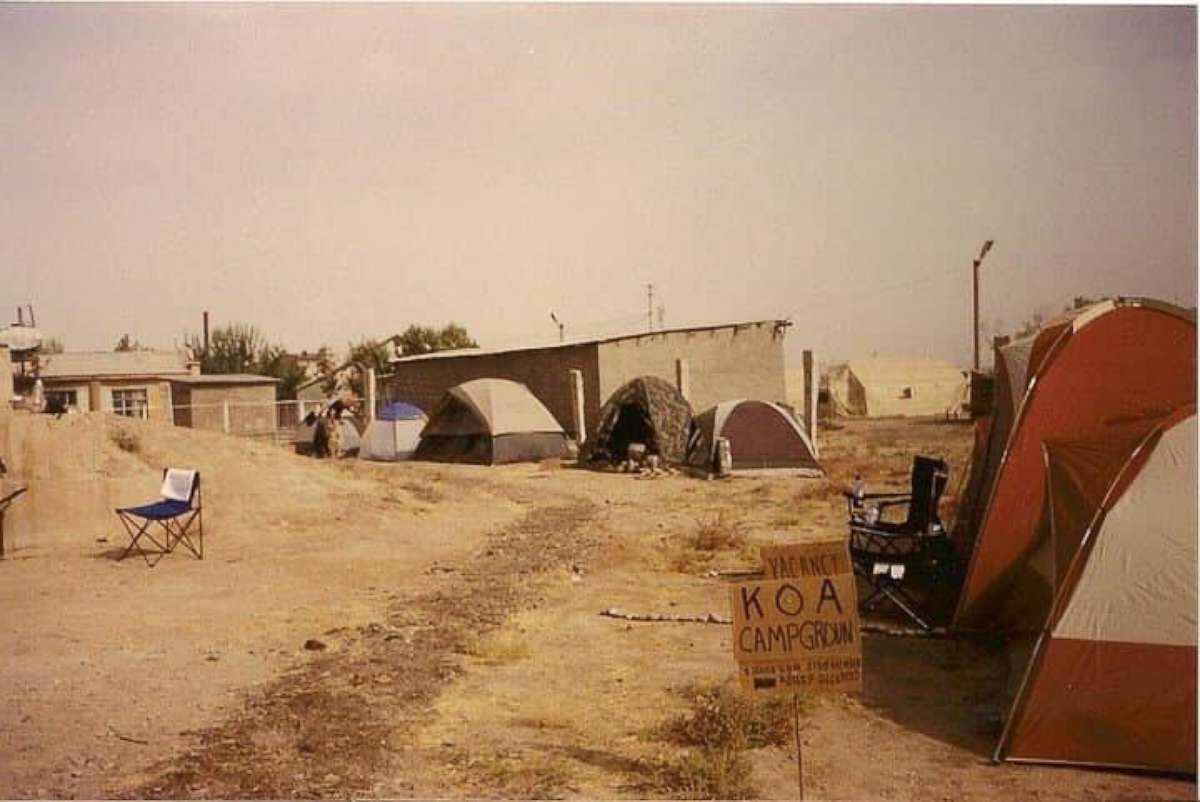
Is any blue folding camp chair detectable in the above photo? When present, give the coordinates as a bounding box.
[115,468,203,567]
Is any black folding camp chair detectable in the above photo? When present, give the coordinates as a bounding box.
[845,456,956,630]
[115,469,203,567]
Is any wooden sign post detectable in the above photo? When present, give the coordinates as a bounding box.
[730,540,863,799]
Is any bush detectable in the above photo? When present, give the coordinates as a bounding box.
[692,512,746,551]
[651,682,797,799]
[111,427,140,453]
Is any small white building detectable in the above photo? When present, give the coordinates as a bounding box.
[823,357,970,418]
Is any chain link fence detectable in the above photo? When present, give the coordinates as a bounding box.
[170,397,384,448]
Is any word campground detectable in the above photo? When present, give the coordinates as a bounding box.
[736,616,857,655]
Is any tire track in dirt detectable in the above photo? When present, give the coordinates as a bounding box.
[128,494,601,799]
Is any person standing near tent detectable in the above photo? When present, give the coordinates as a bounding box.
[312,414,331,458]
[326,402,344,458]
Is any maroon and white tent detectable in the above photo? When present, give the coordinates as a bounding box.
[686,400,822,477]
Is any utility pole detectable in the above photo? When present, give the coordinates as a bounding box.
[646,284,654,332]
[550,312,564,343]
[972,240,995,372]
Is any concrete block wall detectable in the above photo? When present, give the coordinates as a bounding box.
[173,383,278,434]
[385,343,601,440]
[382,323,791,443]
[595,322,789,418]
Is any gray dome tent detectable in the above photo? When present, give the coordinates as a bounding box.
[586,375,693,465]
[413,379,567,465]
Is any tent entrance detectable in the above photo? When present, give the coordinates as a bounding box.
[608,403,656,459]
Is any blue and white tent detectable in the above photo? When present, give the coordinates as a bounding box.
[359,402,427,462]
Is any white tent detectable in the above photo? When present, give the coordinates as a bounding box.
[359,402,427,462]
[825,357,969,418]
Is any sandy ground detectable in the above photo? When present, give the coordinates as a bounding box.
[0,414,1193,801]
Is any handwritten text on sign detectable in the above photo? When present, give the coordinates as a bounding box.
[730,541,862,696]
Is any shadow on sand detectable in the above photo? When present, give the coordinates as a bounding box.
[860,629,1009,757]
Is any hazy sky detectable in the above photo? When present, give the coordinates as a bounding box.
[2,3,1195,366]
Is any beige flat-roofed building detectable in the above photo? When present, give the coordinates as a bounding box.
[37,349,194,421]
[385,320,792,441]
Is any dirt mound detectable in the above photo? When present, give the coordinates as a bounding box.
[0,412,369,553]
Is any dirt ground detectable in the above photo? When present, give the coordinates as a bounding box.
[0,414,1193,801]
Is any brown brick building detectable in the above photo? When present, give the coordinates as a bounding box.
[384,320,792,441]
[169,374,279,435]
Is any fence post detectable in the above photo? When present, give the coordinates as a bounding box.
[222,399,230,434]
[569,369,586,445]
[367,368,377,422]
[675,358,690,401]
[803,350,818,456]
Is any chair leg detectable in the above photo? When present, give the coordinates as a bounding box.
[856,572,933,632]
[875,582,932,631]
[164,510,203,560]
[116,512,169,567]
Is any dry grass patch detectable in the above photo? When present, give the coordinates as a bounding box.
[399,480,442,505]
[665,546,715,575]
[692,511,747,551]
[644,681,798,799]
[110,426,141,453]
[458,630,532,666]
[444,747,575,799]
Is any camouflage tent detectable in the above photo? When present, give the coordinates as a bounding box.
[586,376,694,464]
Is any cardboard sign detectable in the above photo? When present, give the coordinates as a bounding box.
[729,541,862,696]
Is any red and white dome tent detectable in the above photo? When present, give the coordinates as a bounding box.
[996,408,1196,772]
[948,297,1196,773]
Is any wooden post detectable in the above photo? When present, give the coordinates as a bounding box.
[675,358,690,401]
[793,693,804,800]
[569,369,586,445]
[802,350,818,456]
[367,367,377,422]
[222,399,230,434]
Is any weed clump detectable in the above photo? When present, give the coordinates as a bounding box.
[110,427,140,453]
[650,681,797,799]
[692,511,746,551]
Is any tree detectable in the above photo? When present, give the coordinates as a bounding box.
[395,323,477,357]
[114,333,142,352]
[258,345,311,401]
[184,323,306,400]
[186,323,266,374]
[1066,295,1101,311]
[323,338,397,398]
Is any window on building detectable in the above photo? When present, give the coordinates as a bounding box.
[900,387,913,399]
[45,389,78,410]
[112,388,149,418]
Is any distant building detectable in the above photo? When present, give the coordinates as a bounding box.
[168,374,279,434]
[384,320,793,441]
[37,350,277,431]
[287,350,328,381]
[37,350,196,421]
[823,357,970,418]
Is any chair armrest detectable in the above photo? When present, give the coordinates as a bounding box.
[874,496,913,511]
[859,491,912,502]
